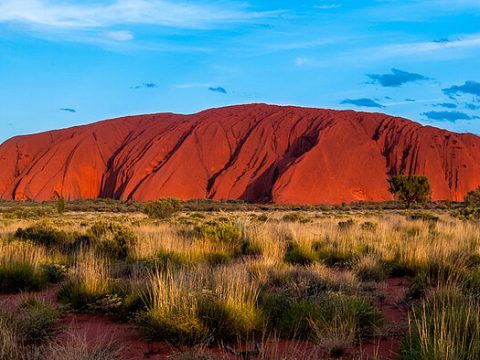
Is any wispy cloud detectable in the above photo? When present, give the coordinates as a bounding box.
[0,0,276,47]
[367,68,429,87]
[314,4,341,10]
[341,98,385,108]
[102,30,133,42]
[383,34,480,56]
[295,57,310,66]
[0,0,270,30]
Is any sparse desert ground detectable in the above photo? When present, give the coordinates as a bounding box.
[1,201,479,359]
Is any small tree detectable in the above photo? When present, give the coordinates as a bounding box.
[53,191,65,215]
[388,175,431,207]
[142,199,182,220]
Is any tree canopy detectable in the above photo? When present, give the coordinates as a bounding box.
[388,175,431,207]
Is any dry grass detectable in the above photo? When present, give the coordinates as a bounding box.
[1,208,480,357]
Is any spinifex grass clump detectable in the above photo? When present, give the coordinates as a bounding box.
[140,265,262,345]
[401,287,480,360]
[17,298,59,343]
[57,251,111,310]
[258,265,379,343]
[0,241,49,293]
[0,299,59,359]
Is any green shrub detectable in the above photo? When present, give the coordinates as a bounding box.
[15,223,67,247]
[316,249,353,267]
[354,256,386,282]
[284,244,316,266]
[282,213,310,223]
[153,251,192,269]
[407,212,439,223]
[195,221,242,244]
[464,187,480,207]
[0,313,19,359]
[360,221,377,232]
[240,240,262,256]
[401,288,480,360]
[142,199,182,220]
[337,219,354,230]
[138,309,209,345]
[196,294,262,342]
[204,252,233,266]
[18,298,59,343]
[41,264,67,284]
[88,222,137,260]
[0,262,48,293]
[277,294,380,340]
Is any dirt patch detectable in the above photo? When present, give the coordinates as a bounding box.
[346,277,411,360]
[0,278,411,359]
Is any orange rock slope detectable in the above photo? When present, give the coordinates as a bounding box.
[1,104,479,204]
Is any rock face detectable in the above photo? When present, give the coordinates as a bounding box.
[1,104,479,204]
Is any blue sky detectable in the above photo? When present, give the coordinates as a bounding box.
[1,0,480,143]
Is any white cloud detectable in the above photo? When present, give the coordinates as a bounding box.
[314,4,341,10]
[384,34,480,56]
[102,30,133,42]
[0,0,271,30]
[295,57,310,66]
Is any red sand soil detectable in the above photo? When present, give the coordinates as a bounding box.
[1,104,480,204]
[346,277,411,360]
[0,277,410,360]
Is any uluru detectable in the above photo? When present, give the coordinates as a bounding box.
[0,103,479,204]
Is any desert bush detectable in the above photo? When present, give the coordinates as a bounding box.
[57,252,111,310]
[1,206,55,220]
[0,241,49,293]
[140,266,261,344]
[17,298,59,343]
[264,266,357,300]
[139,269,209,344]
[360,221,377,231]
[240,240,262,256]
[45,334,122,360]
[354,256,386,282]
[409,256,469,299]
[401,287,480,360]
[41,263,67,284]
[15,223,67,247]
[407,212,439,223]
[277,293,381,340]
[284,243,316,266]
[282,213,310,223]
[337,219,354,230]
[0,314,18,360]
[195,221,242,244]
[142,199,182,220]
[88,222,137,260]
